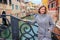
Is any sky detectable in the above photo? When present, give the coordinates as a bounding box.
[24,0,42,4]
[31,0,42,4]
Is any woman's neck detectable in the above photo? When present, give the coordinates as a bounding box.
[40,14,45,15]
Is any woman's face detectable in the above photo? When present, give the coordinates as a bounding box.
[40,7,46,14]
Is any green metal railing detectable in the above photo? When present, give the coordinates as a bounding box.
[0,14,60,40]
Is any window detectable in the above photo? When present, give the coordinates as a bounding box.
[17,0,19,1]
[17,0,20,2]
[51,3,54,8]
[51,3,56,8]
[15,5,18,10]
[0,0,2,3]
[0,0,7,4]
[59,7,60,11]
[19,0,20,2]
[48,4,52,9]
[58,7,60,13]
[9,0,11,5]
[12,4,14,10]
[49,0,55,1]
[3,0,7,4]
[48,5,50,8]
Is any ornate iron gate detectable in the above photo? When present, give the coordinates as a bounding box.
[0,14,60,40]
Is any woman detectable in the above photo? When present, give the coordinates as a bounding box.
[27,5,55,40]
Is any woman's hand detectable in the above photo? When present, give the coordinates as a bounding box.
[48,29,51,32]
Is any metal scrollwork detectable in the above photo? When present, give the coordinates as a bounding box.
[19,22,38,40]
[0,17,11,38]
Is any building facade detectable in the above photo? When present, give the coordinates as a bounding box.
[11,0,21,17]
[0,0,12,15]
[58,0,60,20]
[0,0,12,23]
[48,0,58,22]
[48,0,60,39]
[42,0,48,9]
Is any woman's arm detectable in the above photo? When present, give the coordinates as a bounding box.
[26,20,36,24]
[48,16,55,32]
[20,14,37,24]
[26,14,37,24]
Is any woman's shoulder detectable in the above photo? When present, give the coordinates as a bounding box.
[46,14,51,17]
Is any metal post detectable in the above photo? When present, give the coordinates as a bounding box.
[11,16,19,40]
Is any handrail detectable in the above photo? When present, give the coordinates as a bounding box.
[0,14,60,40]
